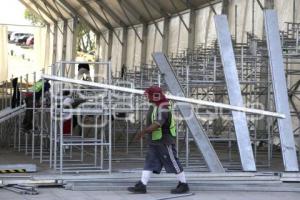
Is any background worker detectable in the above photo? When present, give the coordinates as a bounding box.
[22,79,50,130]
[77,63,91,81]
[127,85,189,194]
[11,77,20,108]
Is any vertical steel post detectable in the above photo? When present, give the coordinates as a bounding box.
[108,62,112,173]
[32,72,36,159]
[40,71,45,163]
[59,82,63,174]
[18,76,22,152]
[25,74,29,155]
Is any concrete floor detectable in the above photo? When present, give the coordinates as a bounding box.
[0,188,299,200]
[0,147,299,200]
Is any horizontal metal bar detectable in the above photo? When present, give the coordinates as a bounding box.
[62,170,110,173]
[42,75,285,118]
[58,61,110,64]
[62,143,110,146]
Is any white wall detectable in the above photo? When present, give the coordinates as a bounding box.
[34,26,50,73]
[65,19,76,62]
[275,0,294,30]
[126,26,142,70]
[195,3,222,46]
[226,0,264,42]
[48,24,56,66]
[56,21,64,62]
[111,28,123,76]
[168,13,189,56]
[146,21,163,64]
[95,31,109,80]
[0,25,8,81]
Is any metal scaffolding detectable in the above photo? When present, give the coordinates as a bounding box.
[0,12,300,174]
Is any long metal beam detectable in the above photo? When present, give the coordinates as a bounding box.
[214,15,256,171]
[152,52,224,172]
[264,10,299,171]
[41,74,285,119]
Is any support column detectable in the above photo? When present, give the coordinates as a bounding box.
[121,28,128,66]
[70,18,78,77]
[222,0,230,15]
[162,17,170,54]
[61,20,68,77]
[140,24,148,65]
[265,0,274,9]
[94,34,101,82]
[62,20,68,61]
[188,9,196,50]
[44,24,51,73]
[52,23,58,65]
[107,30,113,60]
[71,18,78,60]
[205,9,214,47]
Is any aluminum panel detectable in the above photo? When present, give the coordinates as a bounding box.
[214,15,256,171]
[152,52,225,172]
[264,10,299,171]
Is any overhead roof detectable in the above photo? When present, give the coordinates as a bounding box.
[20,0,221,33]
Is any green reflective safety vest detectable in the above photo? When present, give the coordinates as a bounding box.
[151,102,176,140]
[30,81,43,93]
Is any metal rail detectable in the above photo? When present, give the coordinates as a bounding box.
[42,75,285,118]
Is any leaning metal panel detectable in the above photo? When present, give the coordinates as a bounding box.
[264,10,299,171]
[0,105,25,123]
[152,52,225,172]
[214,15,256,171]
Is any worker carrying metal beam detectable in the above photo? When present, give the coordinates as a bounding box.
[127,85,189,194]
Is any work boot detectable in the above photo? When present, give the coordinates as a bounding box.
[171,182,189,194]
[127,181,147,194]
